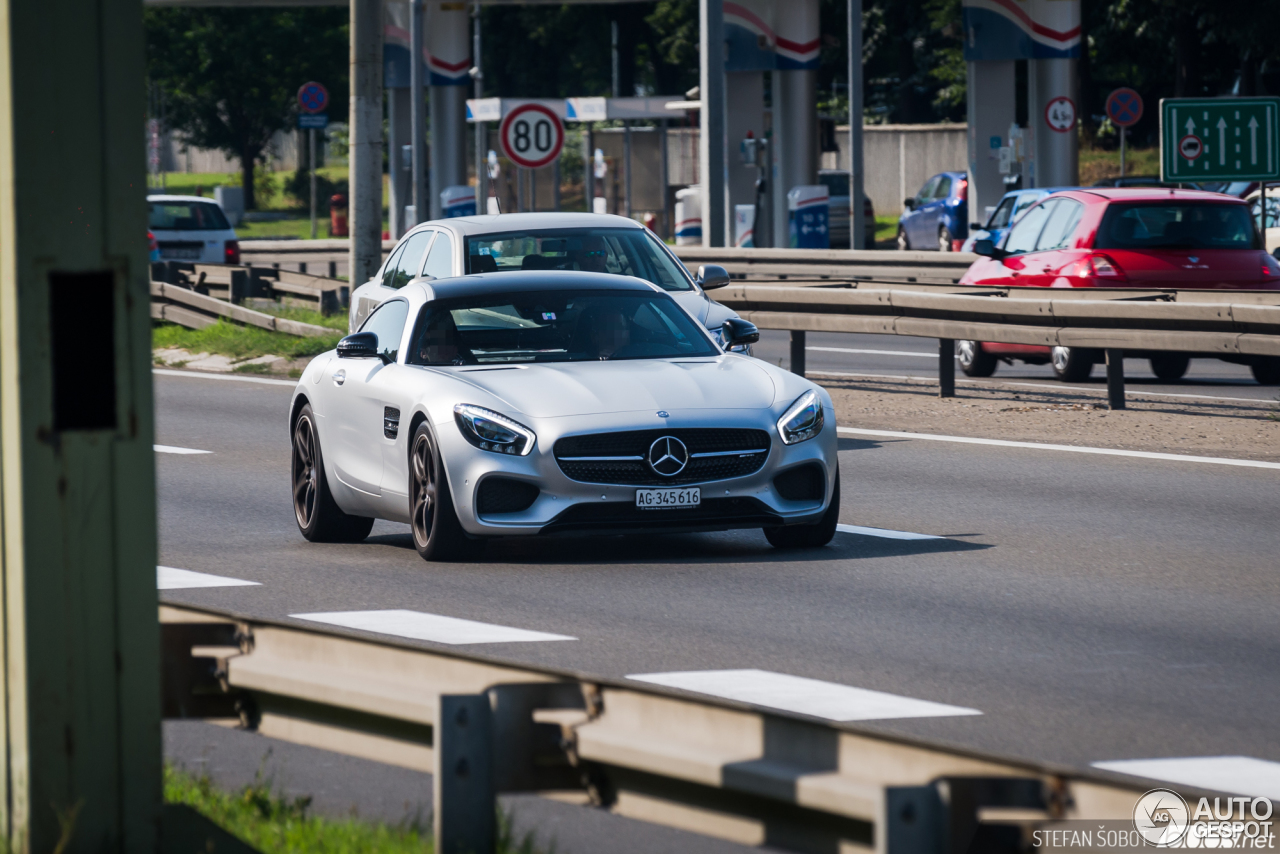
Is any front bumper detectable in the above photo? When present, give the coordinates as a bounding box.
[435,407,838,538]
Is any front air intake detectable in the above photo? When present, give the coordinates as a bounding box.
[477,477,539,515]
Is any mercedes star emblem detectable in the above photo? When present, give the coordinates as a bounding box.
[647,436,689,476]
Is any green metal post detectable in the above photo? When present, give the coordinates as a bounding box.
[0,0,160,850]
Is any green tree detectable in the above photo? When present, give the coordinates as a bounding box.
[145,8,348,209]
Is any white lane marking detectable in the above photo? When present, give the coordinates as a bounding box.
[837,523,942,541]
[158,566,260,590]
[809,370,1271,406]
[1093,756,1280,800]
[627,669,981,722]
[154,368,296,387]
[838,426,1280,471]
[808,346,938,359]
[289,609,577,645]
[155,444,212,455]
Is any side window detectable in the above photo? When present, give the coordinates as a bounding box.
[1012,192,1042,220]
[422,233,454,279]
[380,243,406,290]
[1035,200,1084,251]
[359,299,411,362]
[388,230,435,289]
[1003,200,1056,255]
[987,197,1017,230]
[933,176,952,200]
[915,176,939,204]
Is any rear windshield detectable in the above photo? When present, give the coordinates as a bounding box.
[408,289,718,366]
[149,201,230,231]
[819,173,850,197]
[465,228,693,291]
[1095,202,1256,250]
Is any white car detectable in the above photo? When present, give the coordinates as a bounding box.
[147,194,240,264]
[291,271,840,561]
[350,213,745,349]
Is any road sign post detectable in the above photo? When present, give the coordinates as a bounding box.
[1106,88,1143,178]
[298,82,330,239]
[1161,97,1280,183]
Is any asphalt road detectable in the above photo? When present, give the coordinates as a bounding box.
[155,362,1280,848]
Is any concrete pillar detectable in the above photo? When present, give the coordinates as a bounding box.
[350,0,384,286]
[770,0,819,247]
[699,0,727,246]
[966,60,1016,229]
[1033,58,1079,188]
[726,72,764,228]
[428,1,471,220]
[848,0,865,249]
[388,87,411,238]
[1,0,161,848]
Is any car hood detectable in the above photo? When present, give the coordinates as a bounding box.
[671,289,711,325]
[447,356,777,418]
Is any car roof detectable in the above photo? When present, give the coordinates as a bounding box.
[415,212,643,237]
[1064,187,1249,204]
[146,194,225,205]
[411,269,660,301]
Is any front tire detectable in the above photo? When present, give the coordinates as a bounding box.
[1051,346,1093,382]
[292,405,375,543]
[1149,353,1190,381]
[765,470,840,549]
[896,227,910,251]
[410,423,483,562]
[938,225,953,252]
[957,340,997,377]
[1252,357,1280,385]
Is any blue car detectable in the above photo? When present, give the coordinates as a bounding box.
[959,187,1078,252]
[897,171,968,252]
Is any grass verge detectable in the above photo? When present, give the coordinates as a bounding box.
[153,319,342,361]
[165,765,551,854]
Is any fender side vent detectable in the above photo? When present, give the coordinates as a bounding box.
[383,407,400,439]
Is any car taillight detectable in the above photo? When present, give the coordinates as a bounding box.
[1087,254,1125,279]
[951,239,964,252]
[956,179,968,202]
[1262,253,1280,280]
[224,239,240,265]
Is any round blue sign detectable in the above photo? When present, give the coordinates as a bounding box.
[1106,88,1143,128]
[297,82,329,115]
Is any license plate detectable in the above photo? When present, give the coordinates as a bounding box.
[162,248,201,260]
[635,487,700,509]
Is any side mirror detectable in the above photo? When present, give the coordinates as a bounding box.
[969,222,984,231]
[903,197,916,211]
[337,331,381,360]
[973,239,1005,260]
[721,317,759,349]
[696,264,731,290]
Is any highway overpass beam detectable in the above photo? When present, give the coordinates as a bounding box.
[0,0,161,848]
[350,0,384,287]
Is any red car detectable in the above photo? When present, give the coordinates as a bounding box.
[958,188,1280,384]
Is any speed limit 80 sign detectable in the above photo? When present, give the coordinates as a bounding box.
[499,103,565,169]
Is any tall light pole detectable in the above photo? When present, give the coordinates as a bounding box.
[350,0,384,285]
[849,0,865,249]
[699,0,726,247]
[410,0,426,227]
[473,2,486,211]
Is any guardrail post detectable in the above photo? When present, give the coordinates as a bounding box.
[1105,349,1125,410]
[884,785,943,854]
[790,330,806,376]
[938,338,955,398]
[435,694,495,854]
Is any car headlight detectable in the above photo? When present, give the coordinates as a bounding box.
[777,391,824,445]
[453,404,536,456]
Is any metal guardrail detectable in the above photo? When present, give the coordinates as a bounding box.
[714,282,1280,407]
[150,281,336,337]
[161,602,1242,854]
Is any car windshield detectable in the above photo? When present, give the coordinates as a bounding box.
[1095,202,1256,250]
[407,289,719,366]
[148,201,230,231]
[465,228,693,291]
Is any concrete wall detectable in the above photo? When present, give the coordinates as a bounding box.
[150,126,346,175]
[823,123,967,219]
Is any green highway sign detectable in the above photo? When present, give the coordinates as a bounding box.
[1160,97,1280,182]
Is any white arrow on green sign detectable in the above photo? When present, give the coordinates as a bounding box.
[1160,97,1280,182]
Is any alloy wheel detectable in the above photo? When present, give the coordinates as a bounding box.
[411,433,436,547]
[292,417,318,528]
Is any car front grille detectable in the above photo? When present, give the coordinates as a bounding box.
[554,428,771,486]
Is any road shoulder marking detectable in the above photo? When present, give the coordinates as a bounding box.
[1093,756,1280,800]
[838,426,1280,471]
[155,444,212,455]
[837,523,942,541]
[158,566,260,590]
[627,669,980,722]
[154,368,296,387]
[289,609,577,645]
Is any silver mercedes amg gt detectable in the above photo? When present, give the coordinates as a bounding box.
[290,271,840,561]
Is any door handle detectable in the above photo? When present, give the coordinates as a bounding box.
[334,369,346,386]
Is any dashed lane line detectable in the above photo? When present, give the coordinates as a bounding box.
[290,609,577,645]
[155,445,212,455]
[837,523,943,541]
[154,368,296,387]
[1092,756,1280,800]
[158,566,260,590]
[627,669,981,722]
[837,426,1280,471]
